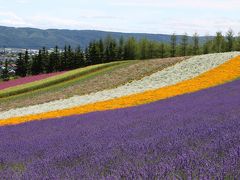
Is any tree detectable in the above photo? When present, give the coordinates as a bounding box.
[138,38,148,59]
[16,53,25,77]
[61,45,68,70]
[180,33,188,56]
[31,50,43,75]
[159,43,166,58]
[170,33,177,57]
[16,50,29,77]
[85,47,91,66]
[41,47,49,72]
[104,36,117,62]
[66,45,75,69]
[192,33,200,55]
[147,41,156,59]
[1,60,10,81]
[234,32,240,51]
[52,46,60,71]
[24,50,30,75]
[98,39,105,63]
[124,37,137,60]
[74,46,85,68]
[87,41,100,65]
[117,36,125,60]
[226,29,234,52]
[214,32,225,53]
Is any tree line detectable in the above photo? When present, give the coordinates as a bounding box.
[1,29,240,80]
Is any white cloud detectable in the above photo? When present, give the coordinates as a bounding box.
[0,3,239,36]
[135,17,240,35]
[26,15,114,30]
[76,10,120,19]
[0,11,30,26]
[109,0,240,10]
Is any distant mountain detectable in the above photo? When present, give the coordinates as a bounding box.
[0,26,212,49]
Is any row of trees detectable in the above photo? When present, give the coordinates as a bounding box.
[0,60,10,81]
[16,46,85,76]
[1,29,240,80]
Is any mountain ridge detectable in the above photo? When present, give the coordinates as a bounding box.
[0,25,211,49]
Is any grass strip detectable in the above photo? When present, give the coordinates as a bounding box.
[0,61,128,98]
[1,60,136,102]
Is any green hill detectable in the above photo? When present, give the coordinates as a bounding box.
[0,26,211,49]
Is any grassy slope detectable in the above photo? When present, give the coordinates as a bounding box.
[0,61,128,99]
[0,57,187,111]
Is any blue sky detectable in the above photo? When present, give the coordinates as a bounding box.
[0,0,239,35]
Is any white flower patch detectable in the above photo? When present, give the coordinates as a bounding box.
[1,52,239,120]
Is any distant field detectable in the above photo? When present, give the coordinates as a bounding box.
[0,57,186,111]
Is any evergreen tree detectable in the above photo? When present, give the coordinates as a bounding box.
[124,37,137,60]
[48,50,57,73]
[203,40,211,54]
[1,60,10,81]
[226,29,234,52]
[16,50,29,77]
[88,41,100,65]
[61,46,68,70]
[16,53,26,77]
[159,43,165,58]
[24,50,30,75]
[234,32,240,51]
[74,46,85,68]
[180,33,188,56]
[67,45,74,69]
[214,32,225,53]
[85,47,91,66]
[41,47,49,72]
[139,38,148,59]
[53,46,60,71]
[192,33,200,55]
[104,36,117,62]
[98,39,105,63]
[31,56,38,75]
[147,41,155,59]
[31,50,43,75]
[117,36,125,60]
[170,33,177,57]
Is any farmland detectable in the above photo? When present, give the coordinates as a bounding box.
[0,0,240,178]
[0,76,239,178]
[0,52,239,179]
[0,57,185,111]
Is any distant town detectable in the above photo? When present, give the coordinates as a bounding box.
[0,48,47,75]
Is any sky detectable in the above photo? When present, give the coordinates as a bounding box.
[0,0,239,35]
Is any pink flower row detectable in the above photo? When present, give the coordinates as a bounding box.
[0,71,66,90]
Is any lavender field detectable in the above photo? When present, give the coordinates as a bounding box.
[0,79,240,179]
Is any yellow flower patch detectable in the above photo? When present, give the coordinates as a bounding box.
[1,56,240,127]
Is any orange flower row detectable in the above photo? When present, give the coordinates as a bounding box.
[1,56,240,127]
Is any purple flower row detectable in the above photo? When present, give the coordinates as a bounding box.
[0,79,240,179]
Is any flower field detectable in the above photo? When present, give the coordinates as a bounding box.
[0,71,66,90]
[0,52,239,124]
[0,61,128,99]
[0,78,240,178]
[0,52,240,178]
